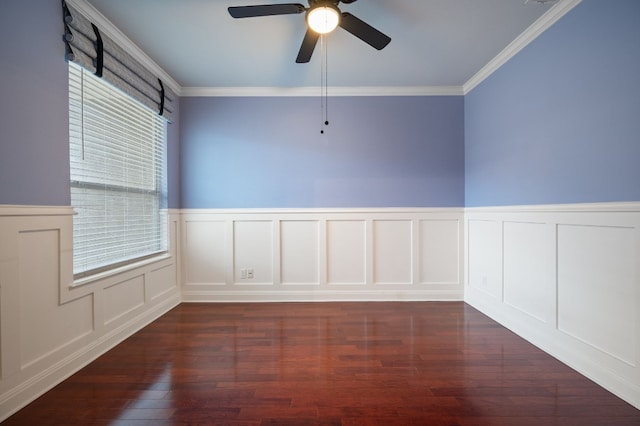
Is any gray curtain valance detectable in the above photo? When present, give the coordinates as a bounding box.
[62,1,175,122]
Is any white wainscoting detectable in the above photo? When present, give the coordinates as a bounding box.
[6,202,637,418]
[464,202,640,410]
[0,206,181,421]
[181,208,464,302]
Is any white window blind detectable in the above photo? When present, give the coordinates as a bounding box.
[69,62,167,277]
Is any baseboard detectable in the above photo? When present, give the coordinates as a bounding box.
[182,289,463,303]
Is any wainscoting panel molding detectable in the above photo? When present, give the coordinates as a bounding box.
[465,202,640,410]
[420,219,461,285]
[373,220,413,285]
[0,206,181,421]
[234,220,274,285]
[280,220,320,285]
[183,220,226,286]
[327,220,367,286]
[181,209,464,302]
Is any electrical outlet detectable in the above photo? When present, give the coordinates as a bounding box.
[247,268,254,279]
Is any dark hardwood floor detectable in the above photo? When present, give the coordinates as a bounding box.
[4,302,640,425]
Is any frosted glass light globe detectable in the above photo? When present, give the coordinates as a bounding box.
[307,7,340,34]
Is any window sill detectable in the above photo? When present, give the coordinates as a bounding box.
[72,252,172,288]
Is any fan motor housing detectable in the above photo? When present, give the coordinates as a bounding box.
[308,0,341,6]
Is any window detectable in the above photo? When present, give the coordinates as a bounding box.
[69,62,168,278]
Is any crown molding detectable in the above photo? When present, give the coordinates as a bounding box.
[67,0,581,99]
[462,0,582,94]
[65,0,181,93]
[180,85,464,97]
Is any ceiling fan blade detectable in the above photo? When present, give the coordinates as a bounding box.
[339,12,391,50]
[228,4,305,18]
[296,29,320,63]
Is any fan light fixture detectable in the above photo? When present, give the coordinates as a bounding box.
[307,6,340,34]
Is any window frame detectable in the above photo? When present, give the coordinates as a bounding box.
[68,62,169,281]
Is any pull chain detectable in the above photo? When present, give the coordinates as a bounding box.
[320,34,329,134]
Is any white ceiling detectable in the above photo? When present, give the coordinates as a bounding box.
[84,0,564,92]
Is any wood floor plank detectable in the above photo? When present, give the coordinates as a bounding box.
[4,302,640,425]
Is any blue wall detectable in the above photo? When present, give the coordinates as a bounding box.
[0,1,70,206]
[180,96,465,208]
[465,0,640,207]
[2,0,638,210]
[166,102,181,209]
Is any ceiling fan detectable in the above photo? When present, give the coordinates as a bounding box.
[228,0,391,63]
